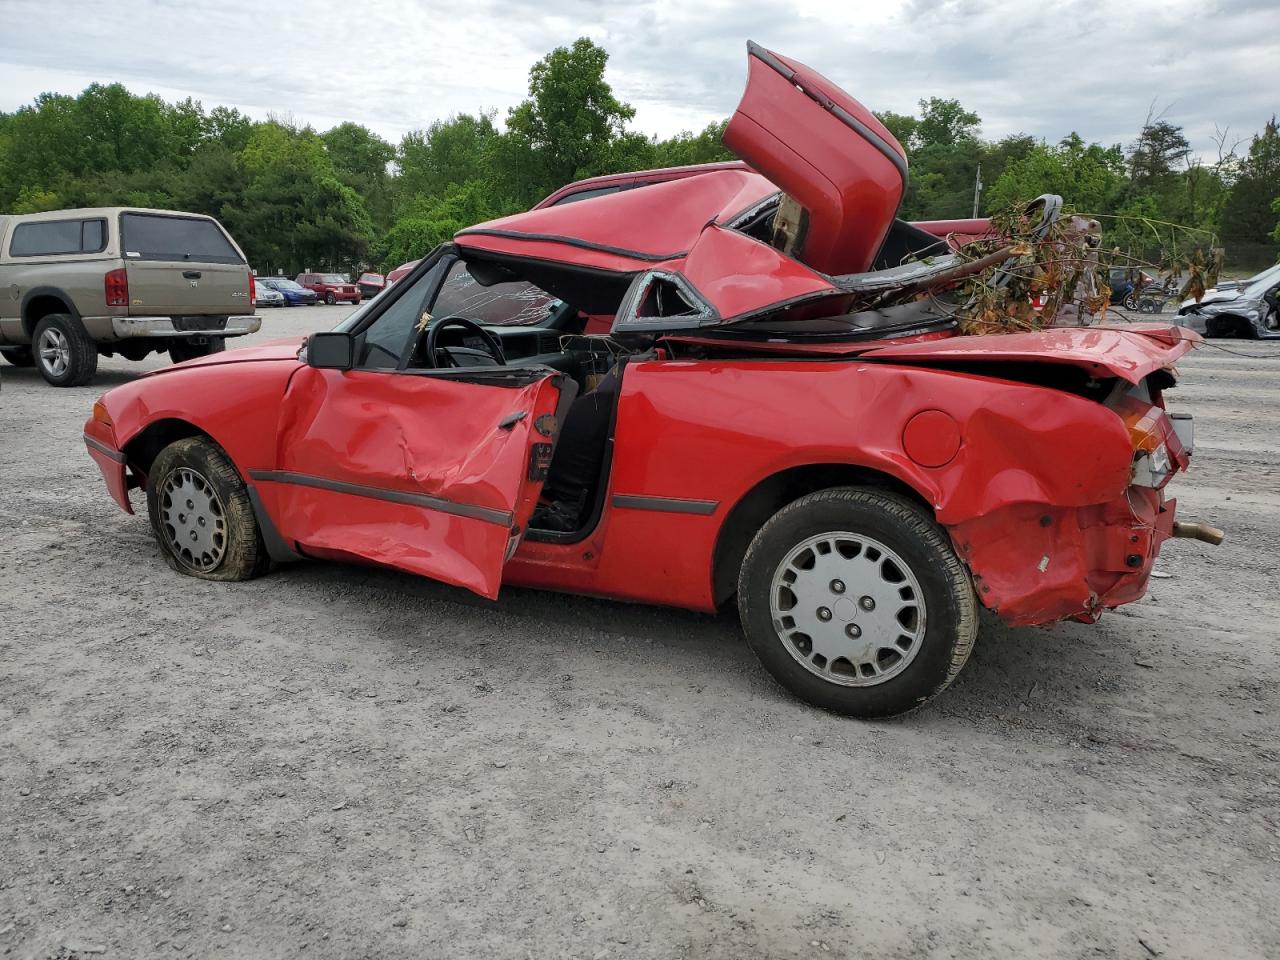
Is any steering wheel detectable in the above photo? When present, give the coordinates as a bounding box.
[424,316,506,369]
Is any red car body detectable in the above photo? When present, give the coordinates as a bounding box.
[84,42,1206,715]
[296,272,361,304]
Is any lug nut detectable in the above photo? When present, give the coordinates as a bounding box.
[845,623,862,639]
[830,579,845,594]
[187,499,194,509]
[859,596,876,611]
[817,607,832,622]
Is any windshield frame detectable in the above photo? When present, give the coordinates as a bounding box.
[1243,263,1280,299]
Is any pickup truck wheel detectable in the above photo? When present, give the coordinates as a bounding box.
[1,346,34,367]
[324,292,337,305]
[168,339,226,364]
[33,314,97,387]
[146,437,270,581]
[738,487,977,718]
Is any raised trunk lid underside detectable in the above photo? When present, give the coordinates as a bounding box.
[722,41,908,276]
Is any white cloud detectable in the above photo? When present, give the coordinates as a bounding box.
[0,0,1276,155]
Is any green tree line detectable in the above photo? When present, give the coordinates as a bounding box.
[2,37,1276,276]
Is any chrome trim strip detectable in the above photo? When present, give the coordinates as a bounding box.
[611,494,719,515]
[248,470,513,527]
[83,434,126,463]
[107,315,262,339]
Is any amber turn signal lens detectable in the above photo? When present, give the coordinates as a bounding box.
[92,400,113,426]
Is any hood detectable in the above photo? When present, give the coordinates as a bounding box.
[854,323,1199,384]
[722,41,907,276]
[1184,288,1243,310]
[456,167,777,273]
[146,337,305,375]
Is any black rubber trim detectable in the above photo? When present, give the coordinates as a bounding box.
[20,285,81,335]
[245,485,301,562]
[248,470,514,526]
[83,434,126,463]
[525,360,627,546]
[612,494,719,515]
[745,40,909,186]
[457,228,688,264]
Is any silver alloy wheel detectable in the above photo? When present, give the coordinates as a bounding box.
[769,531,926,687]
[160,467,228,572]
[38,327,70,378]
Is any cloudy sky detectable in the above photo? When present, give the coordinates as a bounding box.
[0,0,1276,156]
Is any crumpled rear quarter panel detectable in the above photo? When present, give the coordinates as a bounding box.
[509,359,1139,621]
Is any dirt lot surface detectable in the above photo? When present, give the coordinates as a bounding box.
[2,305,1278,959]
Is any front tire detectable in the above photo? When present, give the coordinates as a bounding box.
[325,292,337,305]
[33,314,97,387]
[169,339,226,364]
[737,487,977,718]
[146,437,270,581]
[1,346,34,367]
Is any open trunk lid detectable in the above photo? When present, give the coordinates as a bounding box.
[722,41,907,276]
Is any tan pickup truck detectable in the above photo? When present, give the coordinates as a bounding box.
[0,207,260,386]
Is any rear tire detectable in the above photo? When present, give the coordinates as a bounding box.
[737,487,977,718]
[33,314,97,387]
[146,437,270,581]
[169,339,227,364]
[1,346,34,367]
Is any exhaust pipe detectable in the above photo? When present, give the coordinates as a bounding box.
[1172,521,1225,546]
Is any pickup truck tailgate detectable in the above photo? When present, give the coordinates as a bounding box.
[120,212,252,316]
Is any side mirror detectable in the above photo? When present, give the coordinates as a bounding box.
[307,331,355,370]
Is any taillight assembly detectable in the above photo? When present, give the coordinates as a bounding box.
[1111,381,1191,489]
[105,268,129,307]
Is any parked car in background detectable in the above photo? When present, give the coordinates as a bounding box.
[386,260,418,287]
[258,277,318,306]
[0,206,259,386]
[297,272,360,305]
[1107,267,1164,310]
[84,41,1216,718]
[357,272,385,299]
[1177,262,1280,338]
[254,281,285,308]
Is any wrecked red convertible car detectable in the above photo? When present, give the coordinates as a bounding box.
[84,43,1213,717]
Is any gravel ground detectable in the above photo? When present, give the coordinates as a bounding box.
[1,305,1278,960]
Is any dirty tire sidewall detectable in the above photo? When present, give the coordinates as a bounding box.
[738,487,977,719]
[33,314,97,387]
[146,437,271,582]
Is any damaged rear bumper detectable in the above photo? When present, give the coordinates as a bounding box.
[948,486,1178,626]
